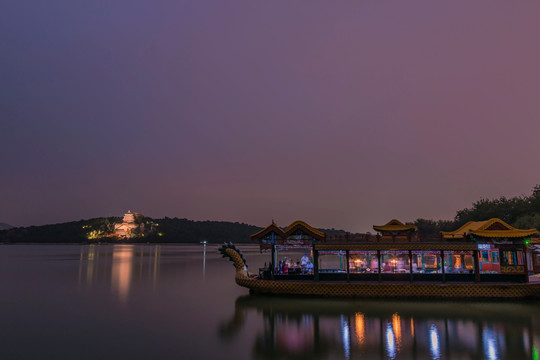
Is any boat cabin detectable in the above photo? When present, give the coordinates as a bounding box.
[251,220,325,277]
[441,218,536,279]
[253,218,538,283]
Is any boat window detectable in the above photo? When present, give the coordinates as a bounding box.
[348,251,378,273]
[478,250,501,274]
[491,251,499,264]
[480,251,490,262]
[318,251,346,273]
[500,250,524,266]
[424,255,436,267]
[446,251,474,273]
[380,251,409,273]
[534,253,540,265]
[411,251,441,274]
[273,246,312,275]
[464,255,474,270]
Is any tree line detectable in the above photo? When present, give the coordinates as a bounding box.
[412,185,540,235]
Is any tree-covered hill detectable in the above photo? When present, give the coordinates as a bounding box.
[148,217,262,243]
[0,216,351,244]
[0,217,120,243]
[0,217,263,244]
[413,185,540,235]
[0,223,13,230]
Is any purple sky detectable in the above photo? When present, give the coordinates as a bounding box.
[2,1,540,232]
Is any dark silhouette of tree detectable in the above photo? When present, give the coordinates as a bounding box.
[414,185,540,235]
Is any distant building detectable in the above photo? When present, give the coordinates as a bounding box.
[114,210,144,238]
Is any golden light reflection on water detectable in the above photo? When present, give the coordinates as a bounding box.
[354,313,365,344]
[78,244,162,303]
[392,313,402,349]
[78,244,98,287]
[111,245,134,302]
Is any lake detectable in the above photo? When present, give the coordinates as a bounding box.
[1,244,539,360]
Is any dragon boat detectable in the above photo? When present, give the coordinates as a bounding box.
[219,219,540,299]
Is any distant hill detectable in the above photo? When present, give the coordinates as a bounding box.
[0,217,264,244]
[0,223,13,230]
[0,217,355,244]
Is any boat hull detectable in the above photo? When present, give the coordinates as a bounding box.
[236,277,540,299]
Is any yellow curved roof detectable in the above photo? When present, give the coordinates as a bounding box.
[441,221,487,239]
[471,229,537,238]
[250,221,284,240]
[285,220,325,238]
[251,220,325,241]
[373,219,418,232]
[441,218,537,239]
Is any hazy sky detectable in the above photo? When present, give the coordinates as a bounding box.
[2,1,540,232]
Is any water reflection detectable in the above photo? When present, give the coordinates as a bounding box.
[386,322,396,359]
[220,296,540,359]
[429,324,440,360]
[342,315,350,359]
[78,244,162,302]
[111,245,134,302]
[201,240,207,278]
[482,325,498,360]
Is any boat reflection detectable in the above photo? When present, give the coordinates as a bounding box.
[220,296,540,359]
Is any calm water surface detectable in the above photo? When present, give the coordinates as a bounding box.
[1,244,540,360]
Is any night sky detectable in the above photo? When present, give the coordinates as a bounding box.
[2,1,540,232]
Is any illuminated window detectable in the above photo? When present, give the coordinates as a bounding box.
[380,251,409,273]
[412,251,441,274]
[500,250,524,266]
[446,251,474,273]
[348,251,378,273]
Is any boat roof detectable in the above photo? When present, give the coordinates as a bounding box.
[315,242,479,251]
[251,220,326,241]
[441,218,537,239]
[373,219,418,232]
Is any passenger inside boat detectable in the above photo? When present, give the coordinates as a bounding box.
[305,260,314,274]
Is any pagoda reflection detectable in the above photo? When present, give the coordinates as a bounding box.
[78,244,162,302]
[220,296,540,360]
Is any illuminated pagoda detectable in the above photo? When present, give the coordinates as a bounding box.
[441,218,537,278]
[372,219,418,242]
[113,210,144,238]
